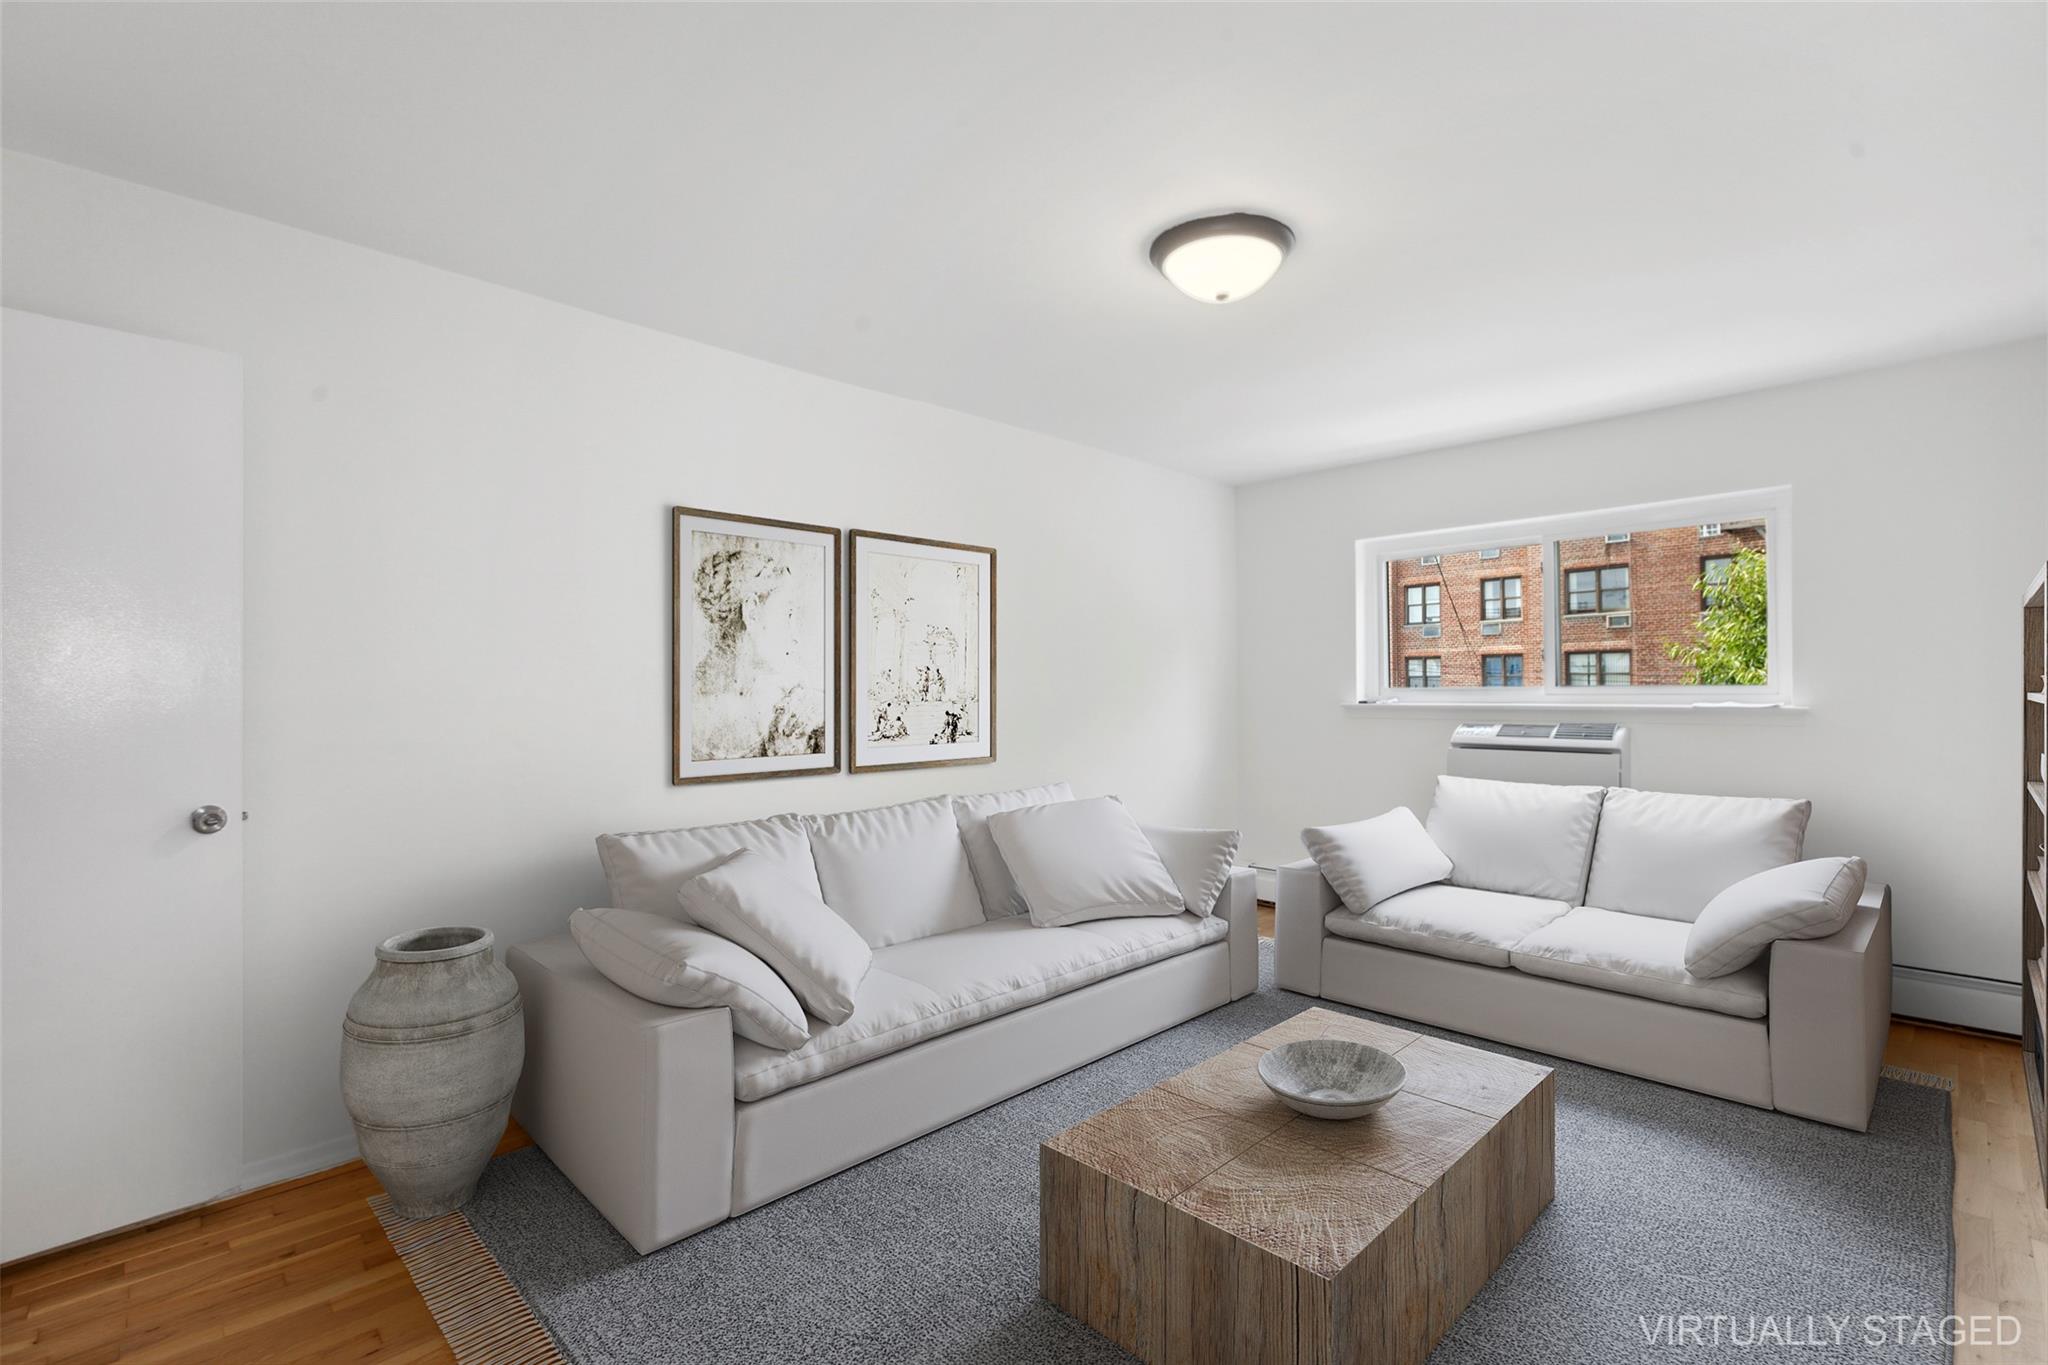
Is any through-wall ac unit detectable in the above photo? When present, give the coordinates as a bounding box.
[1480,622,1503,637]
[1421,623,1441,638]
[1448,722,1631,787]
[1606,613,1632,629]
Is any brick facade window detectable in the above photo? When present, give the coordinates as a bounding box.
[1405,657,1442,688]
[1480,576,1523,621]
[1404,583,1440,625]
[1482,654,1524,687]
[1565,565,1630,615]
[1701,554,1735,607]
[1565,651,1631,686]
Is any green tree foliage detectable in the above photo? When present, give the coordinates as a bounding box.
[1667,547,1768,685]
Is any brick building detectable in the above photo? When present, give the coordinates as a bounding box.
[1387,521,1766,688]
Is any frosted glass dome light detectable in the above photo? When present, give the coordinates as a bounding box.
[1149,213,1294,304]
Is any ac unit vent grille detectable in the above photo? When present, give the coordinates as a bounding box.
[1553,723,1618,741]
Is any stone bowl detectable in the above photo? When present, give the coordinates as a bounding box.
[1257,1039,1406,1120]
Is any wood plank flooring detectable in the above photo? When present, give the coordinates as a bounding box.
[1,941,2033,1362]
[0,1126,530,1364]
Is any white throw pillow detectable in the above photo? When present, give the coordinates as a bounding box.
[1140,824,1242,918]
[1684,857,1868,979]
[987,796,1185,927]
[952,782,1075,917]
[804,796,985,947]
[1585,787,1812,922]
[1424,776,1605,904]
[596,813,818,915]
[676,849,872,1025]
[569,906,809,1050]
[1301,807,1452,915]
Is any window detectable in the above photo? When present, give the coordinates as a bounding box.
[1356,489,1789,703]
[1565,651,1631,686]
[1565,566,1629,614]
[1701,555,1735,607]
[1481,576,1523,621]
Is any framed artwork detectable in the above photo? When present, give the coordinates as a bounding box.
[849,530,995,773]
[673,507,840,784]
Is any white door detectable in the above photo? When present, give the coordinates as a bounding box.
[2,309,244,1260]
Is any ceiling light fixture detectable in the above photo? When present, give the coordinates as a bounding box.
[1148,212,1294,305]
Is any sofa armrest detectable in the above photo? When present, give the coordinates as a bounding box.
[1215,866,1259,1000]
[1767,883,1892,1132]
[1275,858,1339,997]
[508,934,736,1254]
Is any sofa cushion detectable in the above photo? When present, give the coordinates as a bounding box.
[568,906,809,1050]
[1424,776,1605,903]
[596,813,817,915]
[1584,788,1812,923]
[952,782,1075,917]
[1301,807,1450,914]
[729,913,1226,1100]
[1685,856,1868,978]
[1324,884,1570,969]
[1510,907,1768,1018]
[1140,824,1242,918]
[804,796,985,947]
[677,849,872,1025]
[988,796,1185,927]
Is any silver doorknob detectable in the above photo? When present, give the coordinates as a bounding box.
[191,805,229,835]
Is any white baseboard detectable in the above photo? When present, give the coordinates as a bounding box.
[1892,965,2020,1036]
[239,1132,360,1194]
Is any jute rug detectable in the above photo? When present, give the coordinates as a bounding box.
[378,945,1956,1364]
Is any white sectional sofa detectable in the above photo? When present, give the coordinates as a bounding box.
[508,789,1259,1254]
[1276,777,1892,1131]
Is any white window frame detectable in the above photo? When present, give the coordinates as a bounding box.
[1355,487,1794,708]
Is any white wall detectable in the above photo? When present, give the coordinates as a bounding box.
[1,153,1240,1184]
[1237,341,2046,1022]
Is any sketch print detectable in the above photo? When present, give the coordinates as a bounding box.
[673,509,839,784]
[850,531,994,773]
[865,553,978,749]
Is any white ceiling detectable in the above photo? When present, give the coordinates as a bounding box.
[4,3,2043,483]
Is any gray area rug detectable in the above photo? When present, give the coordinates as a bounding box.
[465,945,1954,1364]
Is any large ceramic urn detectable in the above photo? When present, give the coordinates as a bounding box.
[341,926,523,1218]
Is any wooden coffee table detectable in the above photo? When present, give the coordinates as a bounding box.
[1040,1007,1554,1365]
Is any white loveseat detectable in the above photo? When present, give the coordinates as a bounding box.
[1275,777,1892,1131]
[508,789,1259,1254]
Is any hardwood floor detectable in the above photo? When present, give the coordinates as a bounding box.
[0,1126,531,1365]
[1886,1020,2045,1365]
[1,952,2034,1362]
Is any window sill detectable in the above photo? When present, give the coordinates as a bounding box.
[1345,698,1808,718]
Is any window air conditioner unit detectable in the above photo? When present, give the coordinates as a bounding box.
[1604,533,1631,544]
[1699,523,1722,538]
[1480,622,1503,637]
[1418,555,1441,566]
[1478,548,1501,560]
[1448,722,1631,787]
[1421,623,1441,638]
[1606,613,1632,629]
